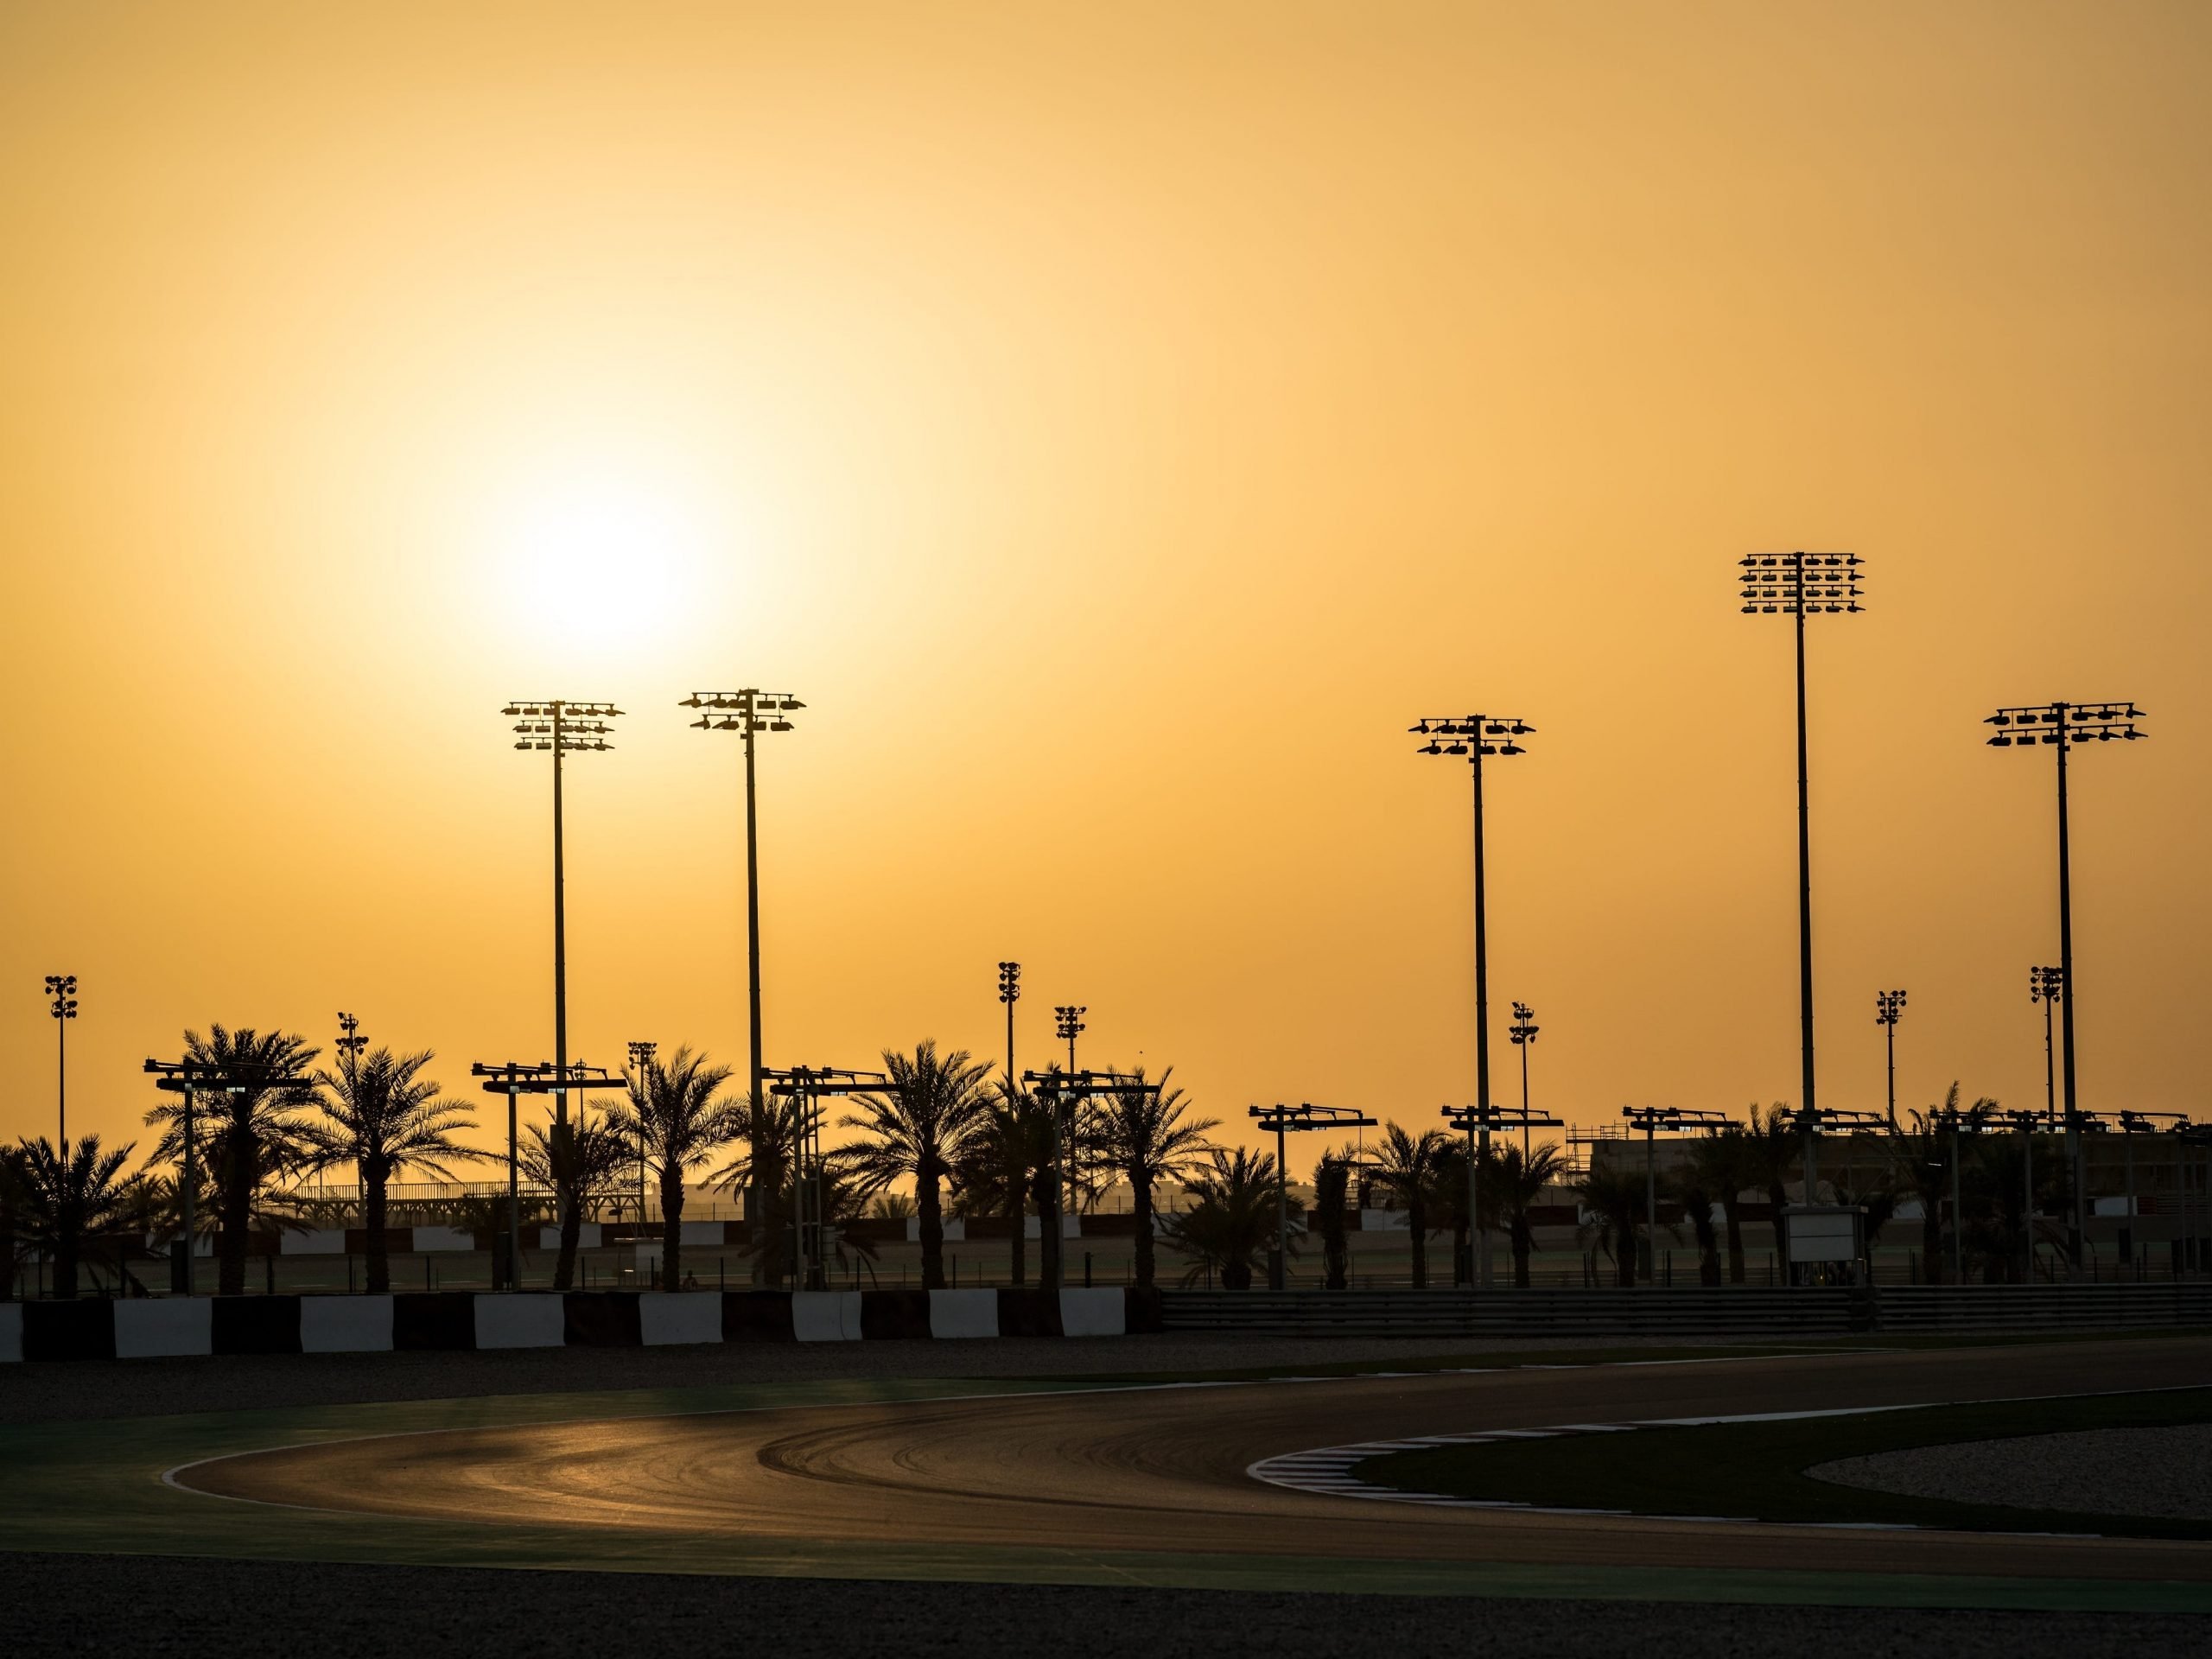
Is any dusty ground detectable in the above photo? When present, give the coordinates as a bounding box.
[4,1552,2202,1659]
[1811,1423,2212,1521]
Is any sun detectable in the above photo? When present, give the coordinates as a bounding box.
[491,463,700,653]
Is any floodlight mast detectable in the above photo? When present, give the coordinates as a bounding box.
[1249,1103,1377,1290]
[500,699,621,1143]
[997,963,1022,1087]
[1986,698,2145,1274]
[680,691,803,1147]
[1414,712,1534,1288]
[1619,1107,1731,1283]
[1739,552,1863,1134]
[45,974,78,1153]
[1507,1002,1539,1157]
[1874,990,1906,1120]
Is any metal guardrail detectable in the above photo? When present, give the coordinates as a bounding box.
[1158,1282,2212,1338]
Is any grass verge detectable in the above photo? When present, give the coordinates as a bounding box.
[1356,1385,2212,1539]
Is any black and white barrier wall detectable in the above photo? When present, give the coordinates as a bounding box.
[0,1287,1163,1362]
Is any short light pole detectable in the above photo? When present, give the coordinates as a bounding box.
[473,1060,626,1290]
[1250,1103,1377,1290]
[1508,1001,1539,1160]
[1739,552,1865,1134]
[998,963,1022,1086]
[680,690,802,1137]
[1874,990,1905,1120]
[1414,712,1535,1282]
[44,975,77,1154]
[1443,1101,1567,1288]
[145,1056,314,1296]
[1622,1106,1730,1283]
[2117,1111,2184,1278]
[626,1039,657,1230]
[1986,698,2144,1276]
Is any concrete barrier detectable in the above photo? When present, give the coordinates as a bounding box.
[639,1291,722,1346]
[113,1298,215,1358]
[791,1290,863,1341]
[474,1293,567,1349]
[412,1226,474,1253]
[539,1224,605,1249]
[0,1302,20,1362]
[928,1287,999,1338]
[1058,1287,1126,1337]
[285,1230,350,1255]
[302,1294,393,1353]
[906,1217,969,1243]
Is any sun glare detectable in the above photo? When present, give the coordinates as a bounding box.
[492,466,700,653]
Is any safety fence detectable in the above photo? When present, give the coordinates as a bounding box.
[0,1286,1159,1363]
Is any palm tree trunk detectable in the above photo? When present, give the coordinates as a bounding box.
[918,1160,945,1289]
[1511,1217,1532,1287]
[1923,1200,1943,1285]
[1032,1165,1060,1289]
[555,1177,582,1293]
[365,1167,390,1294]
[1133,1172,1155,1289]
[1614,1214,1637,1287]
[1006,1188,1026,1287]
[1724,1200,1746,1284]
[1407,1200,1427,1288]
[219,1138,255,1298]
[661,1168,684,1289]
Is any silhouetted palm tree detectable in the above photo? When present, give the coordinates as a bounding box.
[1667,1166,1723,1284]
[1370,1123,1449,1287]
[1573,1164,1648,1287]
[713,1090,802,1283]
[1311,1151,1353,1289]
[1887,1085,1991,1284]
[522,1115,635,1273]
[309,1046,474,1294]
[1093,1067,1217,1290]
[1828,1174,1902,1279]
[842,1041,994,1290]
[607,1046,741,1288]
[16,1135,137,1299]
[1739,1102,1801,1277]
[142,1026,320,1296]
[1484,1142,1566,1287]
[952,1084,1054,1287]
[1158,1147,1284,1289]
[0,1143,27,1300]
[1686,1128,1756,1282]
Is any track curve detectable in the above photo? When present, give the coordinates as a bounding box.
[175,1338,2212,1585]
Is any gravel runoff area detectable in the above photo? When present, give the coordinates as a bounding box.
[0,1330,1744,1424]
[6,1553,2202,1659]
[1811,1424,2212,1522]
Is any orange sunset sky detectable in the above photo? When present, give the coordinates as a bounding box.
[3,2,2209,1169]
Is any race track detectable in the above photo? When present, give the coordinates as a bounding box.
[175,1336,2212,1587]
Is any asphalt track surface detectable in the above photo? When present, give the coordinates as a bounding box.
[177,1336,2212,1590]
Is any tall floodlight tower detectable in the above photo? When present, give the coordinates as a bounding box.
[1413,714,1534,1286]
[1986,700,2145,1273]
[680,690,803,1127]
[1738,551,1864,1125]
